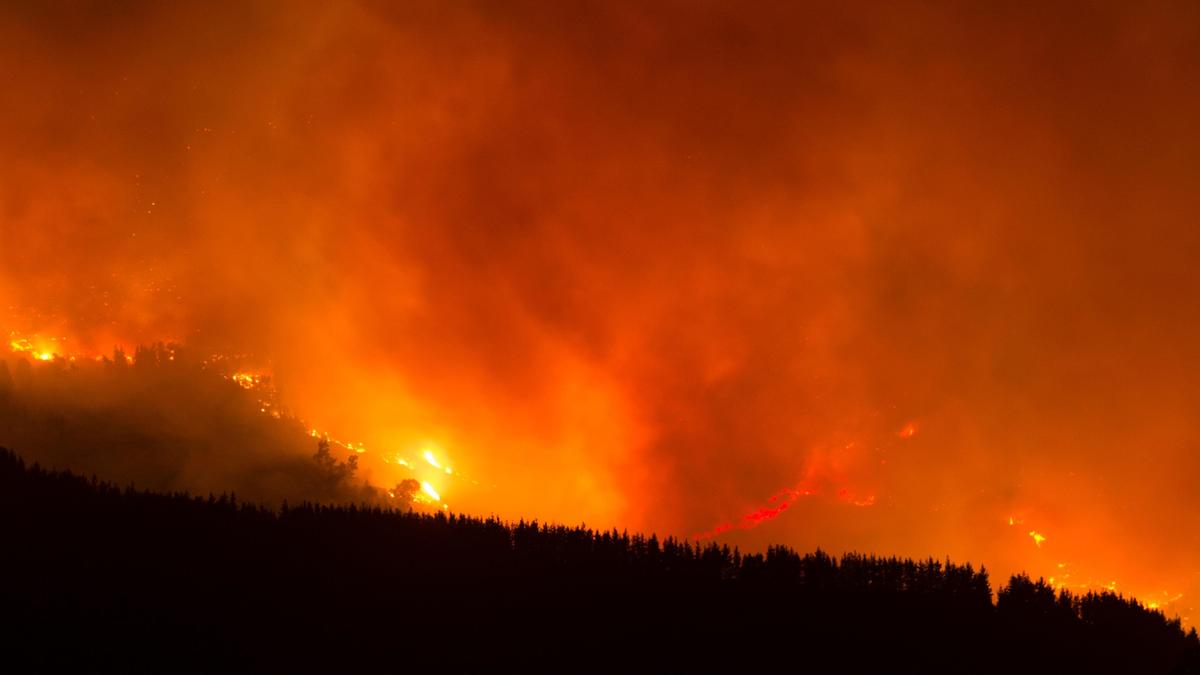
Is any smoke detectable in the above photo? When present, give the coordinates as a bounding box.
[3,1,1200,616]
[0,348,376,505]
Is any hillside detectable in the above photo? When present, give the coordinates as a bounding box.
[0,346,380,507]
[1,448,1196,674]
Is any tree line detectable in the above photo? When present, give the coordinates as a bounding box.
[0,446,1196,673]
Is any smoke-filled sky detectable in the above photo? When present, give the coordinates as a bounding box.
[3,1,1200,616]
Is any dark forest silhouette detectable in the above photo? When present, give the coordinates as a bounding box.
[1,448,1196,674]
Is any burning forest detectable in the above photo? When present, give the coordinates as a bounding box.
[3,1,1200,671]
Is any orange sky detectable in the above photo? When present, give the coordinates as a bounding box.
[3,1,1199,618]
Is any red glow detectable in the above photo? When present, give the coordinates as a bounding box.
[3,0,1200,625]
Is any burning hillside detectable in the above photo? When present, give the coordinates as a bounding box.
[3,0,1200,628]
[0,335,459,512]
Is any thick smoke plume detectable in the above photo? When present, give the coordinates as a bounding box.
[3,1,1200,618]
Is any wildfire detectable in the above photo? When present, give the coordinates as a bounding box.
[422,448,453,475]
[695,427,907,539]
[7,331,144,364]
[5,330,465,511]
[695,482,878,539]
[303,427,466,510]
[9,327,1190,624]
[420,481,441,502]
[9,334,63,361]
[1147,592,1185,612]
[230,372,266,390]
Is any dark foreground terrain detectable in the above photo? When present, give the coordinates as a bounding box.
[1,447,1196,674]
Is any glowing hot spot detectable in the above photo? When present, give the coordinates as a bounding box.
[421,481,441,502]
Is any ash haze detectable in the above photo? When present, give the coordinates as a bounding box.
[2,1,1200,619]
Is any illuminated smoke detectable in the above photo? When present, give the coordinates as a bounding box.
[2,1,1200,621]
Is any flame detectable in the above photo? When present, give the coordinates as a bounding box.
[1146,592,1185,612]
[422,449,441,469]
[420,481,441,502]
[9,334,64,361]
[7,331,146,364]
[696,483,869,539]
[5,329,1194,623]
[11,1,1200,633]
[422,448,454,475]
[302,424,468,509]
[696,430,897,539]
[5,332,468,512]
[230,372,266,390]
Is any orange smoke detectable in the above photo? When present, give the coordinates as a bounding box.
[3,1,1200,622]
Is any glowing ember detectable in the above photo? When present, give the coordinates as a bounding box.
[230,373,265,390]
[8,334,63,361]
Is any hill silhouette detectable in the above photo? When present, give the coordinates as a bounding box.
[1,447,1196,674]
[0,345,378,507]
